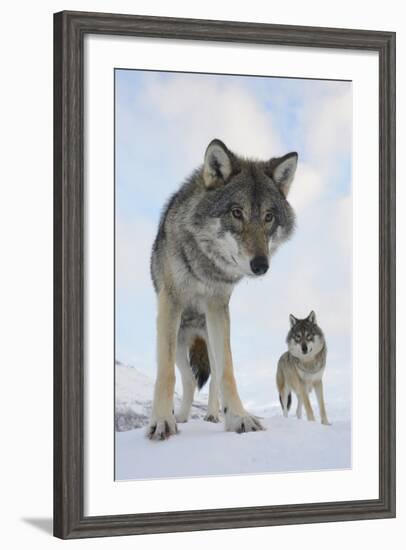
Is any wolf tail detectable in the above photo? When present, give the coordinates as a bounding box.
[279,392,292,411]
[189,337,211,390]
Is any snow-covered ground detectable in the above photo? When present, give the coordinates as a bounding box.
[115,361,351,480]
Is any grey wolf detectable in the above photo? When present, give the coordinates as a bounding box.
[276,311,330,425]
[147,138,298,440]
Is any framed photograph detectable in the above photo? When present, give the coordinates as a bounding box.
[54,10,396,539]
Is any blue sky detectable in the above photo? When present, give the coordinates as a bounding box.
[115,69,352,411]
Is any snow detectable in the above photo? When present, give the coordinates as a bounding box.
[115,361,351,480]
[115,361,208,431]
[116,416,350,480]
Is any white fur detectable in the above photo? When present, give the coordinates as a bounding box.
[219,230,239,257]
[269,227,285,256]
[196,221,252,278]
[203,143,232,188]
[220,231,253,276]
[273,154,298,197]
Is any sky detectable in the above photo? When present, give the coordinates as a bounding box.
[115,69,352,414]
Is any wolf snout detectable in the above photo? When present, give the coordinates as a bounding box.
[250,256,269,276]
[301,343,308,354]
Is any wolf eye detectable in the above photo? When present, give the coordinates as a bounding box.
[294,334,301,342]
[231,207,243,220]
[306,334,313,341]
[265,212,274,223]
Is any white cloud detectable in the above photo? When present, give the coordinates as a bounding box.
[116,217,156,295]
[299,85,352,175]
[140,73,285,167]
[332,194,353,256]
[288,162,324,213]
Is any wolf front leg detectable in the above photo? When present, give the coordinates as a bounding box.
[205,347,220,422]
[314,380,331,425]
[147,288,181,440]
[205,301,264,433]
[299,386,315,422]
[296,396,303,419]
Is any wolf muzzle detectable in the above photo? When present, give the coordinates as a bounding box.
[250,255,269,276]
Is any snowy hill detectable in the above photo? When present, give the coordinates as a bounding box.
[115,360,351,480]
[115,361,208,431]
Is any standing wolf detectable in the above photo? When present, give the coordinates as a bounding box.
[148,139,298,440]
[276,311,330,425]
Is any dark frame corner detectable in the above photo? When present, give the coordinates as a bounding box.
[54,10,396,539]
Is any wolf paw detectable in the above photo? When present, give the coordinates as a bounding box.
[204,413,220,423]
[146,415,178,440]
[175,412,189,423]
[225,411,264,433]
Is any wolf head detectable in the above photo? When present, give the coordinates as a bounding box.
[196,139,298,278]
[287,311,325,360]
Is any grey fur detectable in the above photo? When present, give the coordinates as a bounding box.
[151,140,297,343]
[276,311,330,425]
[149,139,298,437]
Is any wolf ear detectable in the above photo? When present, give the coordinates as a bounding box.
[203,139,235,189]
[269,152,298,197]
[289,314,298,327]
[308,311,316,324]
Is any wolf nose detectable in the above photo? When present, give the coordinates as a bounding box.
[302,343,308,354]
[250,256,269,276]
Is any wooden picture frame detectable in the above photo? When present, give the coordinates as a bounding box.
[54,10,396,539]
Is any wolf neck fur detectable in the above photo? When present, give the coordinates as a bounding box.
[291,344,326,374]
[182,229,243,287]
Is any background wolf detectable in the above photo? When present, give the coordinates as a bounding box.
[276,311,330,425]
[148,138,298,440]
